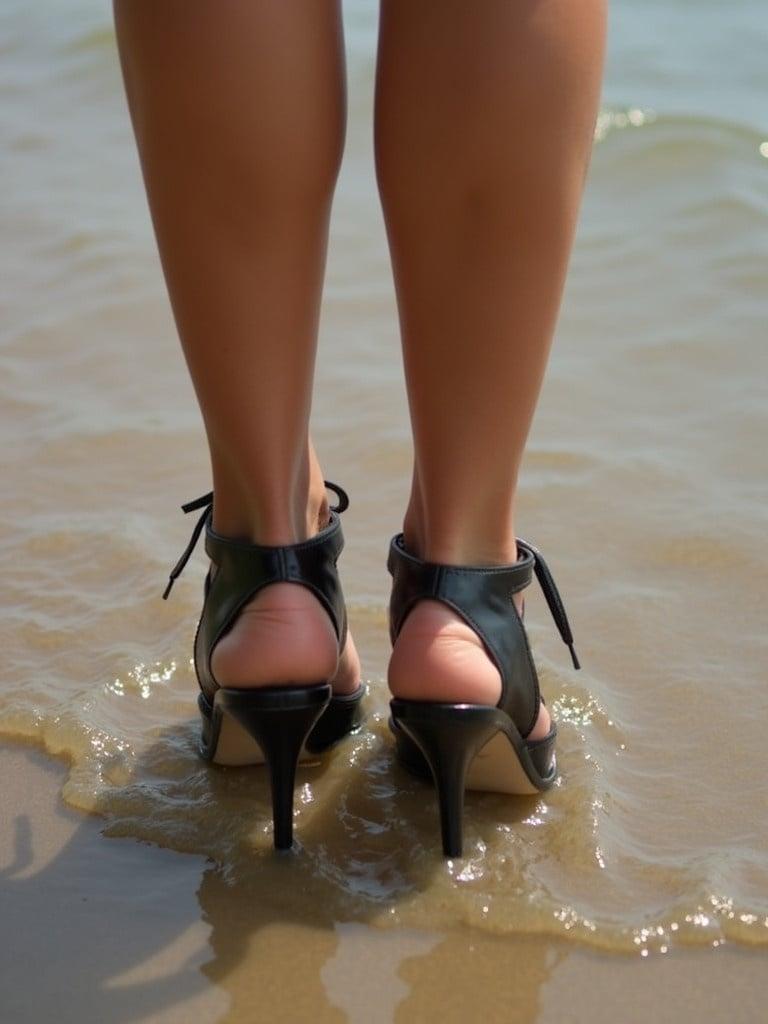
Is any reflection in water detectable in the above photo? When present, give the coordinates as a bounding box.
[196,864,346,1023]
[322,924,440,1022]
[1,743,564,1023]
[6,745,768,1024]
[4,741,764,1023]
[0,743,560,1022]
[4,613,764,957]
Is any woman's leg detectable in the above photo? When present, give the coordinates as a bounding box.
[114,0,359,691]
[375,0,606,733]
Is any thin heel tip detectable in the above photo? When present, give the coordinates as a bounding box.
[569,644,581,671]
[442,826,463,859]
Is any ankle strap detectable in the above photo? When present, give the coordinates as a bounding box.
[163,481,350,701]
[162,480,349,600]
[387,534,579,669]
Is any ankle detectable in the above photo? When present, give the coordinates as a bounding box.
[210,466,330,545]
[401,475,522,566]
[401,512,519,568]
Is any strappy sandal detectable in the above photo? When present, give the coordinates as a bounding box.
[386,533,580,857]
[162,481,364,850]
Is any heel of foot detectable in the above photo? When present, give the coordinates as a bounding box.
[388,600,551,739]
[210,583,339,689]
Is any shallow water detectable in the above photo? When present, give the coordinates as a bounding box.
[1,0,767,974]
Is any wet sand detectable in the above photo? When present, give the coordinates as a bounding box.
[3,740,766,1024]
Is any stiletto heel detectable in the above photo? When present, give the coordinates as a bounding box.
[390,701,501,857]
[163,480,364,850]
[387,533,580,857]
[217,685,332,849]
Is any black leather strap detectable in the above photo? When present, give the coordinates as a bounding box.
[386,534,579,738]
[162,481,350,703]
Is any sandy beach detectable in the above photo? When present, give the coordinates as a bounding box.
[1,1,767,1019]
[3,741,766,1022]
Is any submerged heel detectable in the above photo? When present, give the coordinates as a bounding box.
[390,700,502,857]
[217,685,332,850]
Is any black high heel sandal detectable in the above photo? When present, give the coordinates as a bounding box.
[386,533,580,858]
[162,480,364,850]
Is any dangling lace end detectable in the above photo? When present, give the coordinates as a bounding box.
[181,491,213,514]
[519,537,581,672]
[161,494,213,602]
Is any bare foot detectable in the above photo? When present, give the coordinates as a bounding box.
[388,589,551,741]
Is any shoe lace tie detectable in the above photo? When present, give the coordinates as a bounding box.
[520,539,581,670]
[161,480,350,601]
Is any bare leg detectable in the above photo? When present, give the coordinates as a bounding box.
[114,0,360,692]
[376,1,606,733]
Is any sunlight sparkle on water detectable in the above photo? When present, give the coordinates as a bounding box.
[594,105,656,142]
